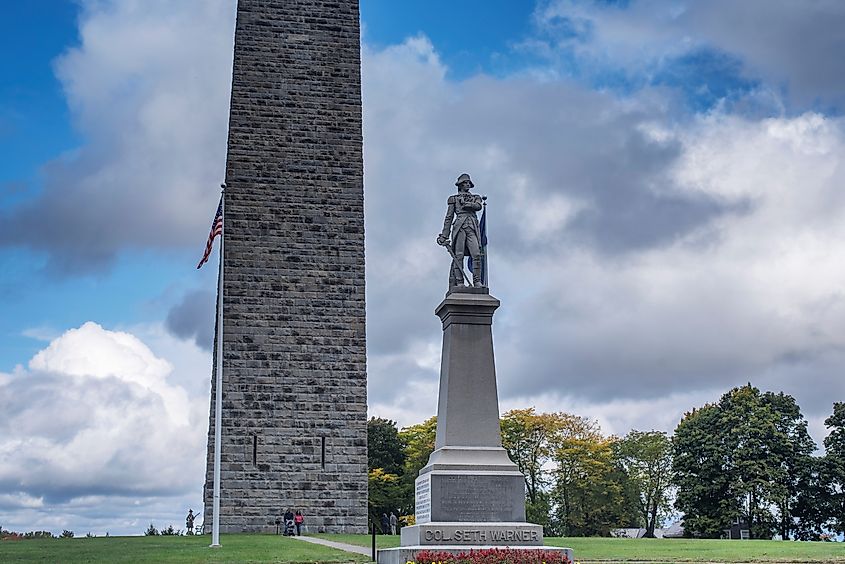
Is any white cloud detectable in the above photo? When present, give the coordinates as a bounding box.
[0,322,209,535]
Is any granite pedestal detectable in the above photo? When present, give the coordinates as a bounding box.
[377,288,571,563]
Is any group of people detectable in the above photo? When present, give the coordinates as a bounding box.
[187,507,404,536]
[380,511,398,535]
[282,509,305,536]
[184,508,305,536]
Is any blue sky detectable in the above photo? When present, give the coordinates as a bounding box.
[3,0,845,536]
[0,3,79,188]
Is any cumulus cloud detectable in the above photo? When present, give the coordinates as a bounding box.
[0,0,236,274]
[0,322,209,534]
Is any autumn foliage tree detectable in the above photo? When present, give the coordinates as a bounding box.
[549,419,640,536]
[500,409,568,530]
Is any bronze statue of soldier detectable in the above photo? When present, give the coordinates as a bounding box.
[437,173,484,289]
[186,509,195,534]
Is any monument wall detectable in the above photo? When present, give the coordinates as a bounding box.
[203,0,367,533]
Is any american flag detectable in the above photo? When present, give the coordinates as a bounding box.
[196,196,223,269]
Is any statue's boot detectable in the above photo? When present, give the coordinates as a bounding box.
[472,259,483,288]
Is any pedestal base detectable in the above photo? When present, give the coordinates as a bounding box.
[377,545,573,564]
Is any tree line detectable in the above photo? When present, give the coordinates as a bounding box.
[368,384,845,539]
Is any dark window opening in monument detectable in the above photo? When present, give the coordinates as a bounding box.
[252,435,258,466]
[321,436,326,469]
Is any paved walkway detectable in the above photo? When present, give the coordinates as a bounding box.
[294,535,374,559]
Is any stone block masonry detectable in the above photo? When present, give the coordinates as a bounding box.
[203,0,367,533]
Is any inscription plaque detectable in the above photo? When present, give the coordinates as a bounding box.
[415,474,431,524]
[429,473,525,522]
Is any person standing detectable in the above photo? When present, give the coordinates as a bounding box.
[380,512,390,535]
[294,510,304,536]
[389,511,398,535]
[185,509,195,535]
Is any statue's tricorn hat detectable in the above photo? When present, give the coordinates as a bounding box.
[455,173,474,188]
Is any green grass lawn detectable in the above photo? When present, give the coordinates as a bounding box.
[546,537,845,562]
[0,533,368,563]
[2,533,843,563]
[311,533,845,562]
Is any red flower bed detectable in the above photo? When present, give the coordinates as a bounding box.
[412,548,570,564]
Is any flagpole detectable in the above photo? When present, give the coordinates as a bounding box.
[211,183,225,548]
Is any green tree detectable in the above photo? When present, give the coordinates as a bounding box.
[822,402,845,536]
[618,430,673,537]
[762,391,816,539]
[673,385,817,539]
[673,404,736,538]
[720,386,785,539]
[368,417,405,475]
[792,455,828,540]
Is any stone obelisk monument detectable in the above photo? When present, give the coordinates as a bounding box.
[203,0,367,533]
[377,175,572,563]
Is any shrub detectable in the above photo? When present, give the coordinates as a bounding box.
[60,530,74,538]
[413,548,570,564]
[144,523,159,536]
[161,525,182,536]
[22,531,54,539]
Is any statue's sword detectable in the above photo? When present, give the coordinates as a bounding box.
[439,240,472,285]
